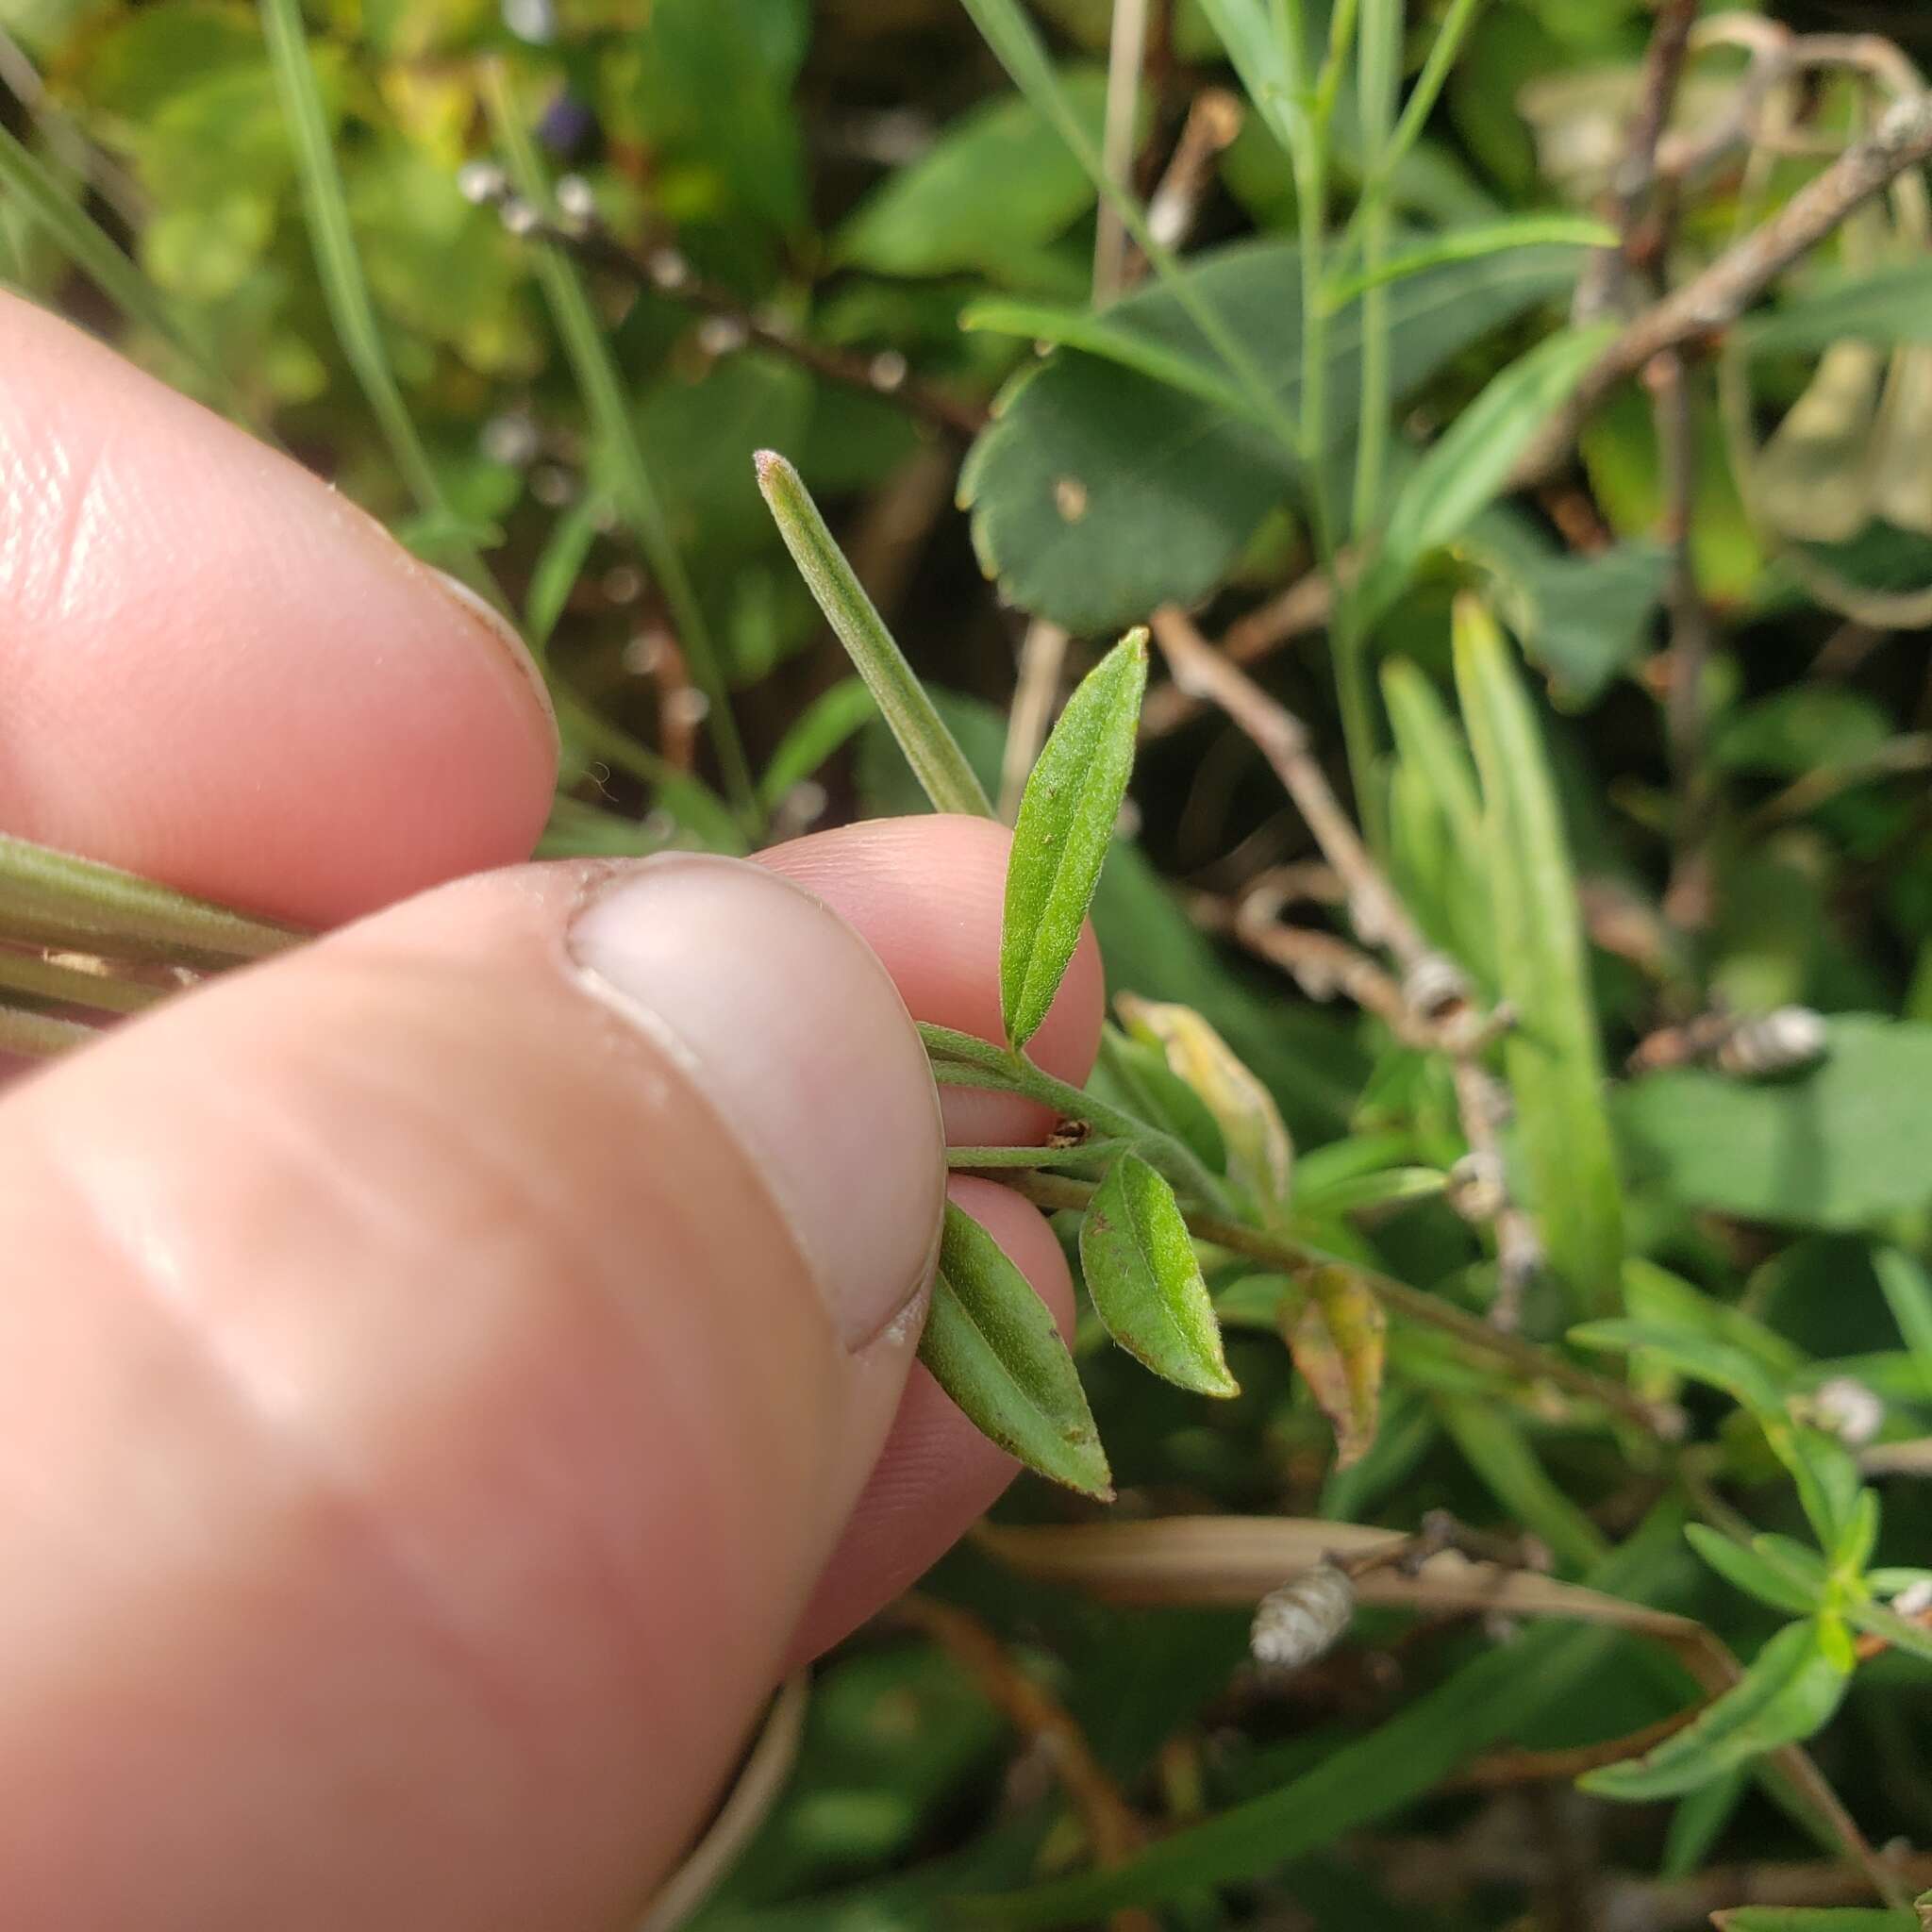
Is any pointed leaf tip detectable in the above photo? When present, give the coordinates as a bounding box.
[1081,1152,1239,1397]
[1000,632,1148,1048]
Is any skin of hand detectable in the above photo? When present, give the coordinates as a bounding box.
[0,291,1104,1930]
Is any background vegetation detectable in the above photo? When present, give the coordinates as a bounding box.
[6,0,1932,1925]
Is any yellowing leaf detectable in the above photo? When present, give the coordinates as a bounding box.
[1282,1265,1386,1468]
[1117,994,1292,1225]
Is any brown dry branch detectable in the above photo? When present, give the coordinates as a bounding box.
[1511,87,1932,489]
[478,190,989,441]
[1150,605,1544,1323]
[1141,570,1336,740]
[999,620,1074,822]
[890,1595,1155,1932]
[980,1509,1891,1902]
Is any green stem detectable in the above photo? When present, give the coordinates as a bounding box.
[0,1003,94,1058]
[0,835,301,967]
[1350,0,1400,539]
[1003,1169,1672,1436]
[0,948,166,1014]
[921,1024,1232,1212]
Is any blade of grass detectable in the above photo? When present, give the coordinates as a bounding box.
[0,1003,95,1058]
[0,121,231,402]
[1453,595,1624,1314]
[958,0,1303,467]
[258,0,491,596]
[755,451,992,818]
[1325,216,1621,308]
[482,61,756,823]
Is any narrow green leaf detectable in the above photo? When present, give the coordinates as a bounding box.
[757,677,877,810]
[1001,631,1148,1048]
[1572,1320,1786,1417]
[754,450,991,820]
[1437,1395,1608,1572]
[1715,1912,1918,1931]
[485,68,753,817]
[1685,1524,1827,1617]
[0,122,229,403]
[1875,1247,1932,1387]
[1581,1618,1853,1803]
[259,0,488,592]
[1664,1768,1750,1879]
[1323,216,1618,307]
[960,298,1248,412]
[524,494,608,658]
[1742,258,1932,355]
[1368,325,1614,615]
[1454,596,1624,1312]
[1080,1153,1238,1397]
[920,1202,1112,1499]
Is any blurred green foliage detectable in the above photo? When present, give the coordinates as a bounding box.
[8,0,1932,1924]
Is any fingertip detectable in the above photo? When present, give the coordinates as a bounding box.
[0,292,558,924]
[756,816,1106,1141]
[786,1176,1075,1661]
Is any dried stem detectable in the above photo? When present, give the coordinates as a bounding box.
[1000,620,1072,822]
[891,1595,1154,1932]
[1511,88,1932,487]
[1140,570,1336,739]
[481,192,988,441]
[1154,604,1543,1322]
[1092,0,1150,303]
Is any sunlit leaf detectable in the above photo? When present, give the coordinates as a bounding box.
[921,1202,1112,1499]
[1001,630,1147,1048]
[1080,1152,1238,1397]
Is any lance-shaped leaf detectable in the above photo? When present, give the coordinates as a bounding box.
[1002,630,1148,1049]
[1080,1153,1238,1397]
[1684,1525,1827,1619]
[1580,1617,1853,1803]
[1117,995,1292,1226]
[1715,1910,1918,1930]
[919,1202,1112,1499]
[1281,1266,1386,1468]
[755,450,991,820]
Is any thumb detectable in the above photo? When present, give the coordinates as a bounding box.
[0,855,945,1931]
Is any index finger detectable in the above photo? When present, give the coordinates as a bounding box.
[0,293,558,925]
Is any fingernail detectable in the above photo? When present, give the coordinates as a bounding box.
[430,567,561,755]
[567,855,946,1350]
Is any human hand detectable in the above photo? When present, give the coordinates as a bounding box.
[0,292,1103,1929]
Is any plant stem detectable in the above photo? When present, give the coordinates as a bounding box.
[1001,1169,1671,1435]
[1349,0,1400,539]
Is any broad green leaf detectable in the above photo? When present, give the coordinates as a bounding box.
[1285,1266,1387,1468]
[1685,1524,1826,1618]
[1322,215,1618,305]
[958,239,1590,629]
[835,67,1112,279]
[1079,1153,1238,1397]
[1367,324,1614,619]
[1875,1247,1932,1387]
[1453,596,1624,1312]
[1744,260,1932,356]
[1715,688,1891,777]
[1715,1913,1918,1931]
[1581,1618,1852,1802]
[1615,1017,1932,1231]
[1001,632,1147,1048]
[957,1506,1687,1924]
[1116,996,1291,1225]
[921,1202,1111,1499]
[756,677,876,809]
[1437,1396,1608,1572]
[754,451,991,819]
